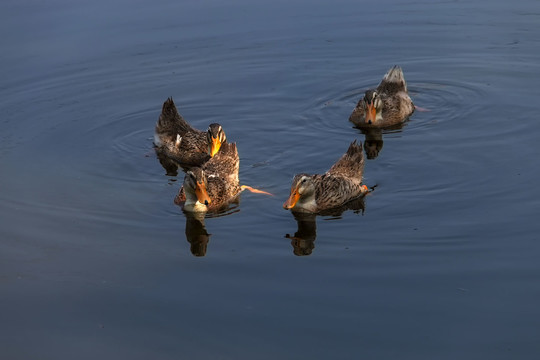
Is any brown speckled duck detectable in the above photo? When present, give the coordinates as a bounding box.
[349,65,414,128]
[154,97,227,166]
[174,142,241,212]
[283,140,369,214]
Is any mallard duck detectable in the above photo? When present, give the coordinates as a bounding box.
[174,142,241,212]
[349,65,414,128]
[154,97,227,166]
[283,140,369,213]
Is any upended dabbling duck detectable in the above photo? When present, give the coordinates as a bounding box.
[154,97,227,166]
[174,142,241,212]
[349,65,414,128]
[283,140,369,214]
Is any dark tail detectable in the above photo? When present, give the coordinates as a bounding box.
[156,97,193,135]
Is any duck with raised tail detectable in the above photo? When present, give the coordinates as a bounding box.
[154,97,227,167]
[349,65,414,128]
[283,140,369,214]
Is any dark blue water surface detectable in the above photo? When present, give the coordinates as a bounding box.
[2,0,540,358]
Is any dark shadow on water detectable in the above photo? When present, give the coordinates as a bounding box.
[285,196,366,256]
[362,128,384,160]
[353,122,406,160]
[181,202,240,257]
[184,212,211,257]
[285,212,317,256]
[156,149,180,176]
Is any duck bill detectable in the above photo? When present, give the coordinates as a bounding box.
[195,181,211,206]
[365,103,377,124]
[283,189,300,210]
[209,137,221,157]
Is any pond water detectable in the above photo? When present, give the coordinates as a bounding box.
[2,0,540,358]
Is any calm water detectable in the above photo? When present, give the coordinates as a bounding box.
[2,0,540,358]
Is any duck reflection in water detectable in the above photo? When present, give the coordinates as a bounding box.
[182,204,240,257]
[285,212,316,256]
[156,149,181,176]
[285,196,366,256]
[184,212,211,257]
[353,121,406,159]
[362,128,384,160]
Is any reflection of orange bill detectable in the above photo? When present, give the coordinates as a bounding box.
[241,185,273,196]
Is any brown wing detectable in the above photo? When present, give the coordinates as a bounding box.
[204,142,239,179]
[203,142,241,210]
[314,174,365,210]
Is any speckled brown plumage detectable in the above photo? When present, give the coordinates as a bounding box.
[349,65,414,128]
[175,142,241,212]
[283,140,368,214]
[154,97,226,167]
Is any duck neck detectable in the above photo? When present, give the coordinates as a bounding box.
[184,189,208,212]
[294,193,318,213]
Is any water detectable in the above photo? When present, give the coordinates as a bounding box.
[2,0,540,358]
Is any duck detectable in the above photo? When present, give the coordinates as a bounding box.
[349,65,414,128]
[283,140,369,214]
[174,142,241,212]
[154,97,227,167]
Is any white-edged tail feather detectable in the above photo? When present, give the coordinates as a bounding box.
[379,65,408,92]
[383,65,404,83]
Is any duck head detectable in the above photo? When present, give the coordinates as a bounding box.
[184,168,211,208]
[206,124,227,157]
[363,90,382,125]
[283,174,316,212]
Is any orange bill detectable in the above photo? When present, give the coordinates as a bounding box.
[210,137,221,157]
[195,181,211,206]
[365,103,377,124]
[241,185,273,196]
[283,188,300,209]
